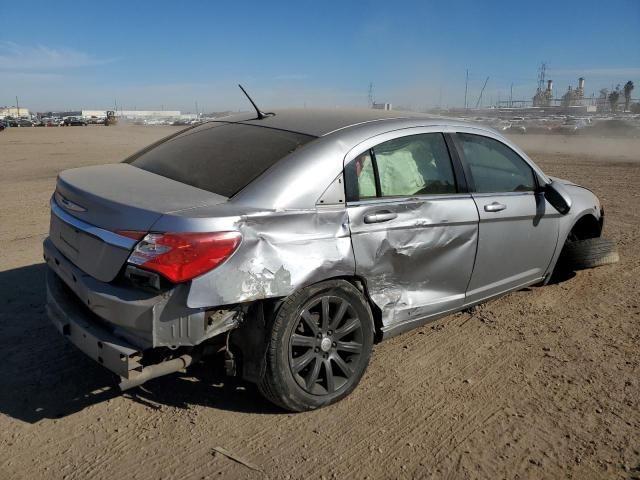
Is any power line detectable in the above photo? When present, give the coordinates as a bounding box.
[464,69,469,110]
[475,76,490,109]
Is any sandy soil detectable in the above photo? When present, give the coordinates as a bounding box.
[0,126,638,479]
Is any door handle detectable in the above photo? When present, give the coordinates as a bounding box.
[363,210,398,224]
[484,202,507,212]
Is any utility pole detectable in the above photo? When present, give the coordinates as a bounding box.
[464,70,468,110]
[510,83,513,108]
[16,96,20,117]
[475,76,490,109]
[367,82,374,108]
[195,101,199,117]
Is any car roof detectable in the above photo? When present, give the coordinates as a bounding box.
[213,108,452,137]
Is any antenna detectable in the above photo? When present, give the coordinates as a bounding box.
[238,85,274,119]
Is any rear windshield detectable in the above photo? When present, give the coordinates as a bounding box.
[126,122,316,197]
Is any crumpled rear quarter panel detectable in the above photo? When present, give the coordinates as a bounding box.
[186,207,354,308]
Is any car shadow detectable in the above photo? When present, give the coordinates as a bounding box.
[0,263,282,424]
[546,250,578,285]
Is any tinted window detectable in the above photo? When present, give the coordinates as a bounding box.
[127,123,316,197]
[457,133,535,193]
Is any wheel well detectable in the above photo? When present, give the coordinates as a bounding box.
[569,214,602,240]
[337,275,384,343]
[271,275,385,343]
[233,275,385,382]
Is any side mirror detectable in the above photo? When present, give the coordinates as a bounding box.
[544,181,572,214]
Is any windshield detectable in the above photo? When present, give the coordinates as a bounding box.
[126,122,316,197]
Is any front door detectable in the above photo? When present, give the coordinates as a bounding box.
[345,130,479,332]
[453,132,561,305]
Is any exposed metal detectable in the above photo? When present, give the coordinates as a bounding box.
[119,353,196,391]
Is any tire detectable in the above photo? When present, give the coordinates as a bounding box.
[258,279,374,412]
[562,237,619,270]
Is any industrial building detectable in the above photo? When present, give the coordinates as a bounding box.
[0,106,31,118]
[531,76,595,111]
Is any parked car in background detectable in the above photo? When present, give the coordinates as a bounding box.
[0,121,5,132]
[63,117,88,126]
[45,109,616,411]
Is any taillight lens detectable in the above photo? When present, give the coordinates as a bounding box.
[127,231,241,283]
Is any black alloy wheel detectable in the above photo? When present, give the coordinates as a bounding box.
[289,295,364,395]
[258,280,374,412]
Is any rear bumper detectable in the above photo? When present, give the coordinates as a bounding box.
[46,267,143,378]
[43,237,234,350]
[44,237,242,380]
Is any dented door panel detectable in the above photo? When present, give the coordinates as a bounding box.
[348,196,479,328]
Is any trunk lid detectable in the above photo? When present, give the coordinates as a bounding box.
[50,163,227,282]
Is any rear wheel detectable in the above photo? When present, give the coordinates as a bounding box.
[562,237,619,270]
[258,280,374,412]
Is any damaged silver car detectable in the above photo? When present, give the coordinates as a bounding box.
[44,108,611,411]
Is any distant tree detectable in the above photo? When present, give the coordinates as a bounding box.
[608,85,621,112]
[623,81,635,111]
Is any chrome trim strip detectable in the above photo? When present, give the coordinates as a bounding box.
[471,191,536,198]
[347,193,472,207]
[50,198,137,250]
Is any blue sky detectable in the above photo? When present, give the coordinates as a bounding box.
[1,0,639,112]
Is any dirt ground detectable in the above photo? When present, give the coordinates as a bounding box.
[0,126,638,480]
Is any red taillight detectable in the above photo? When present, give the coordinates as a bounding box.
[127,231,242,283]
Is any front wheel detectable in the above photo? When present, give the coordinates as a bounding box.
[258,280,374,412]
[563,237,619,269]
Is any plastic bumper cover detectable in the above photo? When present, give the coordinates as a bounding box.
[46,268,142,378]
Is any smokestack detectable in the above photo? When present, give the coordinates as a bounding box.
[547,80,553,92]
[578,77,585,90]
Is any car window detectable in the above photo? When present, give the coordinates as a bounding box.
[457,133,535,193]
[353,151,377,198]
[126,123,316,197]
[372,134,456,197]
[346,133,457,200]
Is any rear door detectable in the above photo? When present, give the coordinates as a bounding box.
[452,131,560,304]
[345,129,479,331]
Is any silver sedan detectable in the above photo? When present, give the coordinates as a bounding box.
[44,108,612,411]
